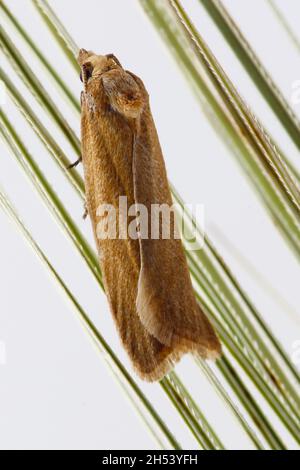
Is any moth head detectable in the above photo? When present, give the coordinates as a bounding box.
[78,49,122,91]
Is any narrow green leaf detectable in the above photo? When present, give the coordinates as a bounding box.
[5,0,299,448]
[199,0,300,152]
[163,372,225,450]
[0,0,79,113]
[0,24,80,155]
[267,0,300,55]
[195,357,282,450]
[0,68,84,198]
[0,187,181,450]
[32,0,79,71]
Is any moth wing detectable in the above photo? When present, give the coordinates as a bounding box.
[81,70,191,381]
[129,74,221,358]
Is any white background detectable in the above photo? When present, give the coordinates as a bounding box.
[0,0,300,449]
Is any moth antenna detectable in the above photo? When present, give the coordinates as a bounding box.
[67,156,82,170]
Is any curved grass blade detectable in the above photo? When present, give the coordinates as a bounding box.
[190,242,300,396]
[182,224,300,443]
[174,197,300,441]
[182,218,300,440]
[164,0,300,404]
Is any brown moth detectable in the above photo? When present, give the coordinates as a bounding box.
[78,49,221,381]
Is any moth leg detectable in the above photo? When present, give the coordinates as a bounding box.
[67,156,82,170]
[82,201,88,220]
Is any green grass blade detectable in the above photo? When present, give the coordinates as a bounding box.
[139,0,300,260]
[32,0,79,70]
[188,242,300,404]
[0,68,84,198]
[193,287,299,444]
[208,221,300,328]
[174,200,300,441]
[5,2,300,448]
[183,227,300,441]
[173,187,300,387]
[215,355,286,449]
[21,2,299,405]
[0,107,223,450]
[0,24,80,155]
[199,0,300,152]
[2,87,290,444]
[4,78,284,448]
[163,372,225,450]
[170,0,300,215]
[266,0,300,55]
[0,187,181,450]
[0,0,79,113]
[195,357,280,450]
[189,273,300,444]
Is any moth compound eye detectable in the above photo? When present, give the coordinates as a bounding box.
[82,62,94,83]
[82,63,93,80]
[80,62,94,91]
